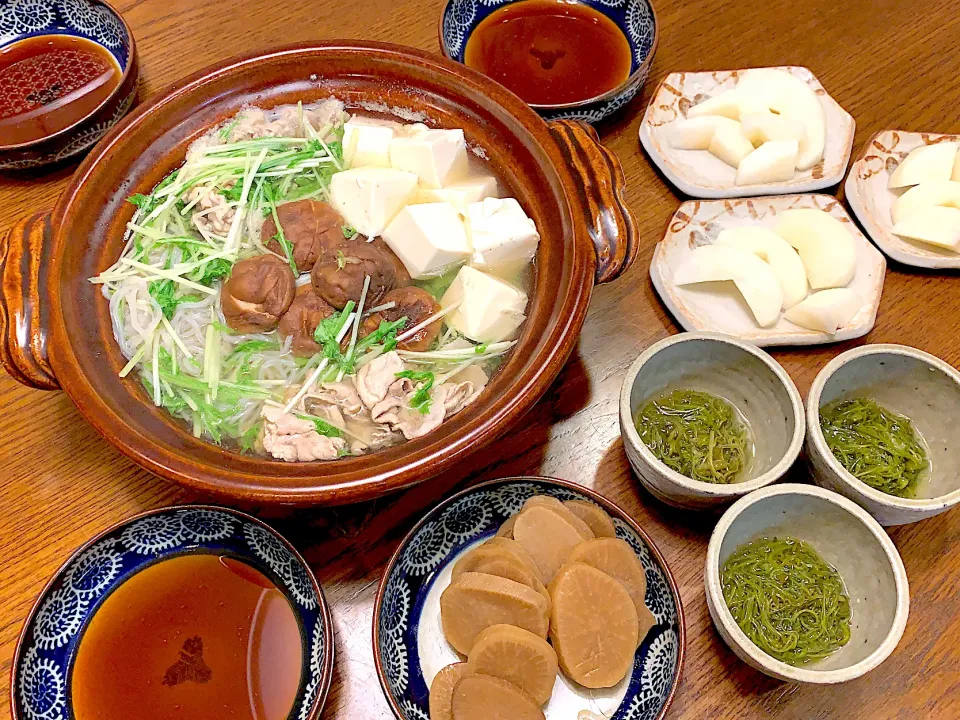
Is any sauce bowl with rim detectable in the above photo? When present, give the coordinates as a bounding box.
[10,505,334,720]
[619,332,805,510]
[806,343,960,526]
[439,0,659,123]
[0,0,138,170]
[705,483,910,684]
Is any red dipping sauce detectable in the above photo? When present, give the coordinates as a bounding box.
[464,0,633,106]
[0,34,121,147]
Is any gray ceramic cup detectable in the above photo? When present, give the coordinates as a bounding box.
[806,344,960,526]
[705,484,910,683]
[619,332,804,510]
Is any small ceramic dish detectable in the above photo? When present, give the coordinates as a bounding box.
[619,332,804,511]
[705,483,910,683]
[0,0,138,170]
[845,130,960,269]
[639,66,855,198]
[650,194,886,346]
[11,505,334,720]
[806,343,960,526]
[439,0,658,123]
[373,476,684,720]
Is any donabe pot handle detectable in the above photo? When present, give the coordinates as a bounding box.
[0,211,59,390]
[548,119,639,284]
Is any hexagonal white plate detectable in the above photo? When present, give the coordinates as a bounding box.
[640,67,856,199]
[650,194,886,347]
[845,129,960,269]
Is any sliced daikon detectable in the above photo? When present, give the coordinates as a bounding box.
[740,110,805,146]
[673,244,783,327]
[669,116,741,150]
[736,139,799,185]
[784,288,861,333]
[891,180,960,225]
[891,206,960,250]
[687,90,744,120]
[736,69,826,171]
[715,227,808,308]
[708,124,755,168]
[774,209,856,289]
[888,143,958,189]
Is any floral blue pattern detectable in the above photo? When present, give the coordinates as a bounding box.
[376,478,683,720]
[14,506,333,720]
[0,0,131,66]
[439,0,657,123]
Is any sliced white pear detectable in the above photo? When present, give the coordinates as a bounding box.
[670,116,742,150]
[740,111,805,146]
[891,206,960,251]
[715,227,808,309]
[953,150,960,182]
[891,180,960,224]
[736,140,799,185]
[687,90,744,120]
[774,209,856,289]
[736,69,826,171]
[888,142,958,189]
[784,288,861,333]
[735,92,773,118]
[708,124,755,168]
[673,244,783,327]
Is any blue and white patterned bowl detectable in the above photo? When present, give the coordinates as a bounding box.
[373,476,684,720]
[11,505,334,720]
[0,0,138,169]
[438,0,658,123]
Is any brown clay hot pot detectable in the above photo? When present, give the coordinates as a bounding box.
[0,42,638,506]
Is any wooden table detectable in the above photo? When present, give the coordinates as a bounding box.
[2,0,960,717]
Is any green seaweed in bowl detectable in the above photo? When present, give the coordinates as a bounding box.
[721,535,852,666]
[820,398,928,498]
[635,389,751,484]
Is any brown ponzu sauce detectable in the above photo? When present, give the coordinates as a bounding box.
[71,554,304,720]
[0,35,121,146]
[464,0,633,106]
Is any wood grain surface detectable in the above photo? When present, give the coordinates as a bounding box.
[2,1,959,718]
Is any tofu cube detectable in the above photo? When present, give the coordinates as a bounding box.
[440,266,528,343]
[389,127,468,188]
[330,168,418,238]
[467,198,540,271]
[415,175,498,214]
[342,118,395,168]
[381,202,471,279]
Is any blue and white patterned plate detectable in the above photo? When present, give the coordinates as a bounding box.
[0,0,138,169]
[438,0,658,123]
[373,477,685,720]
[12,505,334,720]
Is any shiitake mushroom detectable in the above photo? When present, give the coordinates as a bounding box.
[278,285,337,357]
[221,254,295,333]
[263,199,346,272]
[310,238,396,309]
[361,286,440,352]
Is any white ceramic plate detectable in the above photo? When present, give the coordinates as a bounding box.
[639,67,855,199]
[845,130,960,269]
[650,194,886,346]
